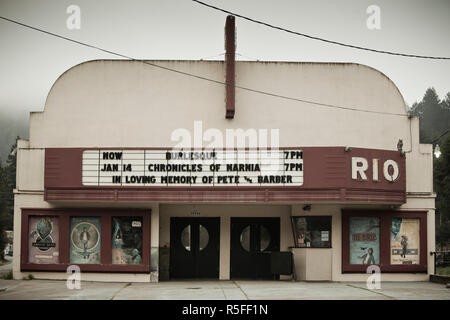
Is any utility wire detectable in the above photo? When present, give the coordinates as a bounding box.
[200,52,225,60]
[0,15,408,117]
[431,129,450,144]
[192,0,450,60]
[236,52,259,61]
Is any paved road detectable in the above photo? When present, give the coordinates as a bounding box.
[0,279,449,300]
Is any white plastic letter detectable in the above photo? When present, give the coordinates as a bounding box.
[352,157,368,180]
[372,158,379,181]
[383,160,399,182]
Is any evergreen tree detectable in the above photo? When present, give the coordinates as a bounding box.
[435,134,450,249]
[0,137,18,260]
[0,162,7,260]
[4,138,18,229]
[410,88,450,249]
[442,93,450,134]
[410,88,450,143]
[442,93,450,110]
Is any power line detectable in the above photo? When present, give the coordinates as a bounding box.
[192,0,450,61]
[431,129,450,144]
[0,15,408,117]
[200,52,225,60]
[236,52,259,61]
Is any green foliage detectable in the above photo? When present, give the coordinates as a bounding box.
[435,135,450,248]
[0,111,28,259]
[409,88,450,143]
[410,88,450,249]
[0,138,17,260]
[0,270,13,280]
[4,139,17,229]
[0,110,28,163]
[436,266,450,276]
[0,163,7,261]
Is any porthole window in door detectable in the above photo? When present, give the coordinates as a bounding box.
[199,224,209,251]
[239,225,272,252]
[260,225,271,251]
[181,225,191,251]
[240,226,251,252]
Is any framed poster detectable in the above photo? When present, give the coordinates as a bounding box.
[70,217,101,264]
[349,217,380,265]
[112,216,143,265]
[390,218,420,265]
[28,216,59,264]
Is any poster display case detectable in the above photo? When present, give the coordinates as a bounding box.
[342,210,427,273]
[21,209,150,273]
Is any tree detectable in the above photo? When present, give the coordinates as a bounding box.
[442,93,450,110]
[442,93,450,135]
[434,134,450,249]
[0,162,7,261]
[411,88,450,249]
[4,138,18,230]
[0,138,18,260]
[410,88,450,143]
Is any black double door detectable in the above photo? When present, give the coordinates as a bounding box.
[170,217,220,279]
[230,217,280,279]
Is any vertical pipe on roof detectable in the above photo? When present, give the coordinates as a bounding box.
[225,15,236,119]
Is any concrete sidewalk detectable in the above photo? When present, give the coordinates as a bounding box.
[0,279,449,300]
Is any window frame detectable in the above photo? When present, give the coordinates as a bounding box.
[21,208,150,273]
[342,210,427,273]
[291,216,332,249]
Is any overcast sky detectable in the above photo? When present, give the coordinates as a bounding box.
[0,0,449,115]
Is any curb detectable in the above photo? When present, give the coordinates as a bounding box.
[430,274,450,285]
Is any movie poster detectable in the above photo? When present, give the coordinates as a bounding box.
[390,218,420,265]
[70,217,101,264]
[293,217,331,248]
[349,217,380,265]
[112,216,143,265]
[28,216,59,264]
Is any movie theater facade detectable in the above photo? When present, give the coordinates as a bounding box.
[13,59,435,282]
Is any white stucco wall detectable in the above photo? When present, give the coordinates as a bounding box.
[13,60,435,282]
[31,60,409,149]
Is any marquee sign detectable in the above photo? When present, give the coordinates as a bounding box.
[82,149,304,187]
[44,147,406,203]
